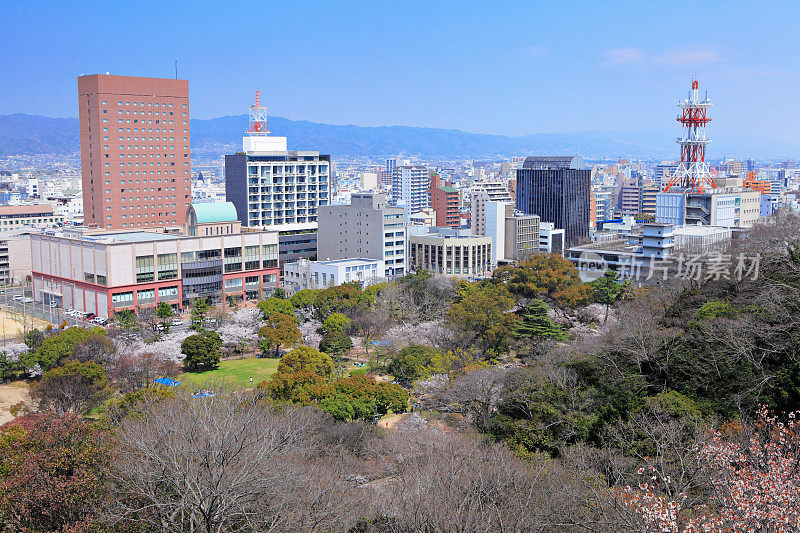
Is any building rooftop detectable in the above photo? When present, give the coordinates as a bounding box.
[317,258,382,266]
[437,186,459,193]
[92,231,179,243]
[522,156,587,170]
[189,202,238,224]
[0,204,54,216]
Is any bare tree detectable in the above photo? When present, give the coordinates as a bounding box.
[108,389,361,532]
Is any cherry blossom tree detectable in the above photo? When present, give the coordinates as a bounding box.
[619,407,800,532]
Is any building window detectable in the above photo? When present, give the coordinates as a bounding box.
[261,243,278,268]
[224,247,242,273]
[158,286,179,301]
[112,292,134,308]
[84,272,95,283]
[136,255,155,283]
[157,253,178,280]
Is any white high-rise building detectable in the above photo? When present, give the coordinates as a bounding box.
[391,165,430,214]
[470,181,514,235]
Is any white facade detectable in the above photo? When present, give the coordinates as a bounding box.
[391,166,430,214]
[470,181,514,235]
[539,222,565,255]
[282,257,385,292]
[485,200,510,265]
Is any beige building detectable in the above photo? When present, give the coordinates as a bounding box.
[505,214,540,262]
[29,205,279,318]
[408,228,492,278]
[0,204,64,228]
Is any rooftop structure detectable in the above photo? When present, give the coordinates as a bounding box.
[663,80,716,193]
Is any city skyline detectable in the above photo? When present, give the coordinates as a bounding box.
[2,0,800,150]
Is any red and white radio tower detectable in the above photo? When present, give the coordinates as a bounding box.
[662,80,717,193]
[247,90,270,135]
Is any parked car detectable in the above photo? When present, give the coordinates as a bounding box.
[21,297,33,303]
[12,295,23,302]
[171,319,184,327]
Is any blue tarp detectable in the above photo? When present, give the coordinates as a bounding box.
[371,340,390,347]
[193,390,215,398]
[153,377,181,387]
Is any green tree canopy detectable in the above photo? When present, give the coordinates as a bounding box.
[276,346,334,379]
[258,313,301,357]
[446,281,519,355]
[257,297,296,320]
[493,253,594,311]
[181,332,222,372]
[322,312,351,334]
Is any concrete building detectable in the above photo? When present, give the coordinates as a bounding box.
[29,205,279,318]
[78,74,191,229]
[470,181,513,235]
[224,126,330,268]
[317,193,406,278]
[516,156,591,248]
[485,200,511,264]
[408,208,436,227]
[594,190,615,223]
[408,227,492,278]
[391,165,430,214]
[0,204,64,228]
[282,257,385,292]
[430,185,460,228]
[761,193,781,217]
[505,213,540,262]
[656,187,761,228]
[539,222,565,255]
[0,229,33,283]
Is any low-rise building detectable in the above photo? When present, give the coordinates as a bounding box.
[0,204,65,228]
[29,204,280,318]
[408,227,492,278]
[282,257,385,291]
[539,222,565,255]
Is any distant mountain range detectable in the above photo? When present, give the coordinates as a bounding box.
[0,112,788,160]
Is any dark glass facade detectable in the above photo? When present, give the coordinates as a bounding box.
[515,156,590,249]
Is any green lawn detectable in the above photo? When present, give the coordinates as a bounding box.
[177,357,280,388]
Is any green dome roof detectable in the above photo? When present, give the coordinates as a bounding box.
[189,202,238,224]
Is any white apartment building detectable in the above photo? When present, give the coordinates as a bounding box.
[391,165,430,214]
[470,181,514,235]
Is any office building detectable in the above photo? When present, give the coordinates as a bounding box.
[470,181,514,235]
[0,229,33,283]
[391,165,430,214]
[505,213,540,262]
[78,74,191,229]
[317,193,406,278]
[408,227,492,278]
[224,94,330,268]
[282,257,385,292]
[515,156,591,248]
[656,176,761,227]
[29,204,279,318]
[744,175,771,195]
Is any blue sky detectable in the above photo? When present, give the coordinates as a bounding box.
[2,0,799,145]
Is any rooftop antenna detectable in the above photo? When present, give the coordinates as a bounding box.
[174,60,178,79]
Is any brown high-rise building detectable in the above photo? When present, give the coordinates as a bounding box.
[78,74,191,229]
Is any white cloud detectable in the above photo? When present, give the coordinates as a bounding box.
[657,49,721,66]
[602,47,645,65]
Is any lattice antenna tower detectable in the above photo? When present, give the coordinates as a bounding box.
[662,80,716,193]
[247,90,270,135]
